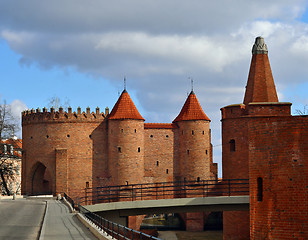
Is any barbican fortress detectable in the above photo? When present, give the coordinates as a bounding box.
[21,37,308,239]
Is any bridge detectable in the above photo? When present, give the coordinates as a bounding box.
[72,179,249,228]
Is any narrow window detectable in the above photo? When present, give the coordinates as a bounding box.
[126,181,129,185]
[118,147,122,153]
[89,135,92,139]
[192,130,194,135]
[138,147,140,152]
[86,182,89,188]
[197,177,200,182]
[135,129,137,133]
[166,169,169,174]
[230,139,235,152]
[257,177,263,201]
[166,135,169,138]
[202,131,205,135]
[67,134,70,138]
[121,129,123,133]
[156,161,159,166]
[187,150,189,155]
[205,150,208,155]
[150,135,153,138]
[46,135,49,139]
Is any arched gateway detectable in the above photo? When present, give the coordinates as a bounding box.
[31,162,52,195]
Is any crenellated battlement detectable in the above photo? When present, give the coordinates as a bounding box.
[22,106,109,124]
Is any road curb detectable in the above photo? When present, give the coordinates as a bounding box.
[38,200,48,240]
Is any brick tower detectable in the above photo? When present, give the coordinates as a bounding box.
[173,90,212,182]
[173,90,213,231]
[220,36,290,240]
[107,89,145,186]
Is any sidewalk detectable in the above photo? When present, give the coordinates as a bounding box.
[39,199,97,240]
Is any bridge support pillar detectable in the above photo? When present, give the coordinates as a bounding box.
[181,212,204,231]
[223,210,249,240]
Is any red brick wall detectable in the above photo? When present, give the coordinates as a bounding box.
[108,119,145,186]
[249,116,308,239]
[177,120,212,181]
[144,128,174,182]
[22,109,107,199]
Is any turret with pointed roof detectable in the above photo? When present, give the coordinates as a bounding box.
[174,90,215,183]
[243,37,279,105]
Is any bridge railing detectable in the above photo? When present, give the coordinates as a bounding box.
[80,179,249,205]
[78,203,161,240]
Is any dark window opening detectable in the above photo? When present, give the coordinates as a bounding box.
[187,150,189,155]
[138,147,140,152]
[257,177,263,201]
[67,134,70,138]
[202,131,205,135]
[166,169,169,174]
[166,135,169,138]
[197,177,200,182]
[192,130,194,135]
[150,135,153,138]
[126,181,129,185]
[135,129,137,133]
[86,182,89,188]
[118,147,122,153]
[206,150,208,155]
[46,135,49,139]
[156,161,159,166]
[121,129,123,133]
[30,136,33,139]
[89,135,92,139]
[230,139,235,152]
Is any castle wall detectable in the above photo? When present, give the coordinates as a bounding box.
[22,109,108,199]
[108,119,144,186]
[144,127,175,183]
[249,116,308,239]
[177,120,212,181]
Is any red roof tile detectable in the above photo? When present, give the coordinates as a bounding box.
[173,91,210,122]
[144,123,178,129]
[108,90,144,120]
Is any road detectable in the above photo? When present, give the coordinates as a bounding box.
[0,198,46,239]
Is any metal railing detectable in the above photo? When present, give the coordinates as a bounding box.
[78,204,161,240]
[81,179,249,205]
[64,192,75,209]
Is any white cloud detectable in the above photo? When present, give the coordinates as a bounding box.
[9,99,27,119]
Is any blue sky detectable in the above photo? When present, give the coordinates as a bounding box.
[1,1,308,176]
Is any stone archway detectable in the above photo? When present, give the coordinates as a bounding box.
[31,162,52,195]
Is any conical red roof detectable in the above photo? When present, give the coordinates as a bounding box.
[173,91,210,122]
[108,90,144,120]
[243,37,279,105]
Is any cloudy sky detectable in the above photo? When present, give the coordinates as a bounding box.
[1,0,308,175]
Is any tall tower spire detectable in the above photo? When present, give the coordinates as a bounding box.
[243,37,279,105]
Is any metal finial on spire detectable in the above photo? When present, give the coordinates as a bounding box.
[124,77,126,91]
[189,77,194,92]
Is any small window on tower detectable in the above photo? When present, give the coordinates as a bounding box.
[202,131,205,135]
[118,147,122,153]
[192,130,194,135]
[135,129,137,133]
[166,169,169,174]
[86,182,89,188]
[121,129,123,133]
[257,177,263,201]
[205,150,208,155]
[187,150,189,155]
[138,147,140,152]
[230,139,235,152]
[157,161,159,166]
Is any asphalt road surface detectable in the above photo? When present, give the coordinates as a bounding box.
[0,198,46,240]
